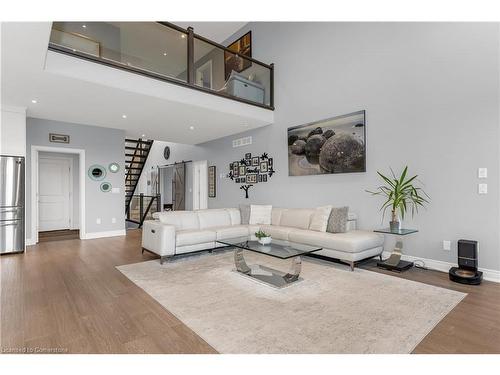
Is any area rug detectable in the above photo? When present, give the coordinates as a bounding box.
[117,251,466,354]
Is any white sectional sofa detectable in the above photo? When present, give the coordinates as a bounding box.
[142,207,384,270]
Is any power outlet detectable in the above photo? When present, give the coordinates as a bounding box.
[96,218,101,225]
[111,217,116,224]
[442,240,451,251]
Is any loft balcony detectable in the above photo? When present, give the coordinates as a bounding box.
[48,22,274,110]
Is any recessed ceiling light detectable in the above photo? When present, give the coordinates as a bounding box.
[181,34,186,39]
[163,52,167,56]
[141,134,146,138]
[189,126,195,130]
[122,114,127,119]
[31,99,37,104]
[82,24,87,28]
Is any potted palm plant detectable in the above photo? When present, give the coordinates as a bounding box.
[367,166,429,231]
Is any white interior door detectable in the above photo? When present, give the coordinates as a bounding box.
[38,157,72,231]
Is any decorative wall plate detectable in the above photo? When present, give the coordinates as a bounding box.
[88,165,106,181]
[164,146,170,160]
[109,162,120,173]
[100,182,112,192]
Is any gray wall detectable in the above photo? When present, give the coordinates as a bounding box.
[38,151,80,228]
[26,118,126,238]
[136,140,205,211]
[195,22,500,271]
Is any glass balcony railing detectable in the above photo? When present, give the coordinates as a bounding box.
[48,22,274,109]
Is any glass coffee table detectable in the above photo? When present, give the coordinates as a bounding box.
[217,237,322,288]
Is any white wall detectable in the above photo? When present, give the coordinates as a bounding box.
[1,106,26,156]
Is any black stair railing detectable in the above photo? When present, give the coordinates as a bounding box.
[124,138,154,217]
[127,194,161,228]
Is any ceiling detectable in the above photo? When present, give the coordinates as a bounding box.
[173,22,247,43]
[1,22,272,145]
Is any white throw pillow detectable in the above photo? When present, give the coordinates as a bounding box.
[309,205,333,232]
[249,205,273,225]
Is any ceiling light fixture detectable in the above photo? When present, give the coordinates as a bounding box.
[31,99,37,104]
[122,114,127,119]
[163,52,167,56]
[141,134,146,138]
[189,126,195,130]
[82,24,87,28]
[181,34,186,39]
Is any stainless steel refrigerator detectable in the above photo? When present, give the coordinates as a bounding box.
[0,155,25,254]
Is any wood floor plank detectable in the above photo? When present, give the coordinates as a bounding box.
[1,228,499,354]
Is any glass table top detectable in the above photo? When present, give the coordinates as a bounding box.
[374,228,419,235]
[217,237,322,259]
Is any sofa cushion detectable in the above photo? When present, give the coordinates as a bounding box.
[260,225,295,241]
[279,208,315,229]
[239,204,250,224]
[158,211,200,231]
[309,206,333,232]
[212,225,249,240]
[327,206,349,233]
[176,229,216,246]
[289,230,384,253]
[197,209,231,229]
[249,205,272,225]
[225,208,242,225]
[271,208,286,226]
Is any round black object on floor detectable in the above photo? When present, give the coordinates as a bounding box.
[449,267,483,285]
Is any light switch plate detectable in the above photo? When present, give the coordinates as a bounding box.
[111,217,116,223]
[111,187,120,194]
[478,168,488,178]
[96,218,101,224]
[478,183,488,194]
[443,240,451,251]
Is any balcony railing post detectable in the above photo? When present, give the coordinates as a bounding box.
[270,63,275,109]
[156,194,161,212]
[187,27,194,85]
[139,193,144,221]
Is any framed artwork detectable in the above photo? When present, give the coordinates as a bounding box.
[239,165,247,176]
[262,175,267,182]
[258,175,263,182]
[208,166,216,198]
[246,174,257,184]
[268,158,273,167]
[245,153,252,160]
[252,157,259,166]
[288,110,366,176]
[260,161,268,173]
[224,31,252,80]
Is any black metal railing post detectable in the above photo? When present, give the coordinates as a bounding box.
[156,194,161,212]
[270,63,275,109]
[139,193,144,221]
[187,27,194,85]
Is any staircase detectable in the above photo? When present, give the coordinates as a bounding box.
[124,138,154,218]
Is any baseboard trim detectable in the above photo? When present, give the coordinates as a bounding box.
[83,230,126,240]
[382,251,500,283]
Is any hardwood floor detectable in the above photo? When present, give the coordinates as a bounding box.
[1,229,499,354]
[38,230,80,242]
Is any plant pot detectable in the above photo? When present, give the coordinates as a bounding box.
[389,221,401,232]
[258,236,272,245]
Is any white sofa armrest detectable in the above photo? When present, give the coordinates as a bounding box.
[142,220,176,257]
